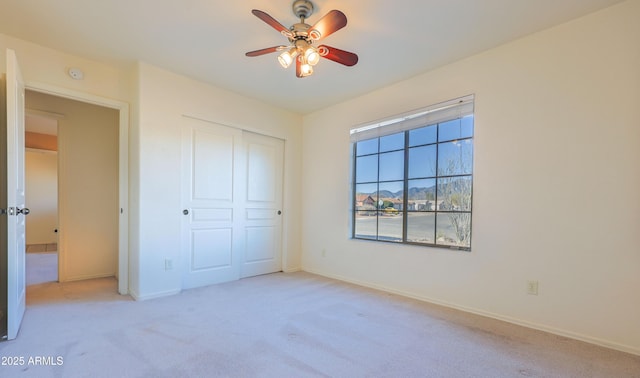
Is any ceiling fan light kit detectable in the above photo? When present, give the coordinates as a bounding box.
[245,0,358,78]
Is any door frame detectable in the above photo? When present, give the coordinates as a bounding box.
[25,82,129,295]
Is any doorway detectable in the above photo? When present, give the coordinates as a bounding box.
[3,50,130,340]
[25,90,119,284]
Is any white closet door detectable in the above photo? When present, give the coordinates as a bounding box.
[181,118,284,289]
[241,131,284,278]
[181,118,244,289]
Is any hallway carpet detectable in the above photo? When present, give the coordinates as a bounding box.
[25,252,58,286]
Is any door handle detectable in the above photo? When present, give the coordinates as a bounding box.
[17,207,30,215]
[183,209,189,215]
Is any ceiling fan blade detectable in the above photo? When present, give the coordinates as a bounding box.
[245,46,285,57]
[318,45,358,66]
[251,9,293,38]
[308,10,347,40]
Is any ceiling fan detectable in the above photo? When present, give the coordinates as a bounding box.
[245,0,358,78]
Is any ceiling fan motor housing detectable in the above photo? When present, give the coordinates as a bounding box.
[290,22,312,42]
[293,0,314,20]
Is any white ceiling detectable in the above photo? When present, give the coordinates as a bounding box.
[0,0,624,115]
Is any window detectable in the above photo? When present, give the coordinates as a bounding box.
[351,95,474,250]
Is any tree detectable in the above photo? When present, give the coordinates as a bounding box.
[438,142,472,247]
[439,176,472,246]
[382,200,395,209]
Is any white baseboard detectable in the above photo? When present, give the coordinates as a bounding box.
[303,268,640,357]
[60,272,116,282]
[129,288,181,301]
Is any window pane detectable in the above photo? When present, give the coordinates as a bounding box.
[407,212,435,244]
[379,132,404,152]
[355,183,378,211]
[461,115,474,137]
[356,138,378,156]
[437,176,472,211]
[354,212,377,239]
[379,181,403,211]
[409,125,437,147]
[437,139,473,176]
[351,99,473,249]
[436,213,471,248]
[379,151,404,181]
[408,145,437,179]
[408,179,436,211]
[356,154,378,183]
[438,117,473,142]
[378,213,403,242]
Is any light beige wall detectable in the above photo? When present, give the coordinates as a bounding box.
[301,1,640,354]
[25,150,58,244]
[1,35,133,289]
[0,34,132,102]
[0,33,302,298]
[26,91,119,281]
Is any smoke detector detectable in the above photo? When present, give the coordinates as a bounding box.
[67,67,84,80]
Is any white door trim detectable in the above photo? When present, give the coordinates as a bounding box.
[25,82,130,295]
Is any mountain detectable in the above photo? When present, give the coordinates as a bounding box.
[407,186,435,200]
[376,190,397,199]
[367,186,436,200]
[361,178,469,200]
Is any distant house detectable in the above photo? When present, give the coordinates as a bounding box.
[355,195,376,211]
[412,200,429,211]
[410,200,446,211]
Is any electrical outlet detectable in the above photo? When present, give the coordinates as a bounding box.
[527,280,539,295]
[165,259,173,271]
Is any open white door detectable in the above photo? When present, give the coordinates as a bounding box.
[5,49,27,340]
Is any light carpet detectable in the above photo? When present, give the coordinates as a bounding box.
[0,272,638,377]
[25,252,58,286]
